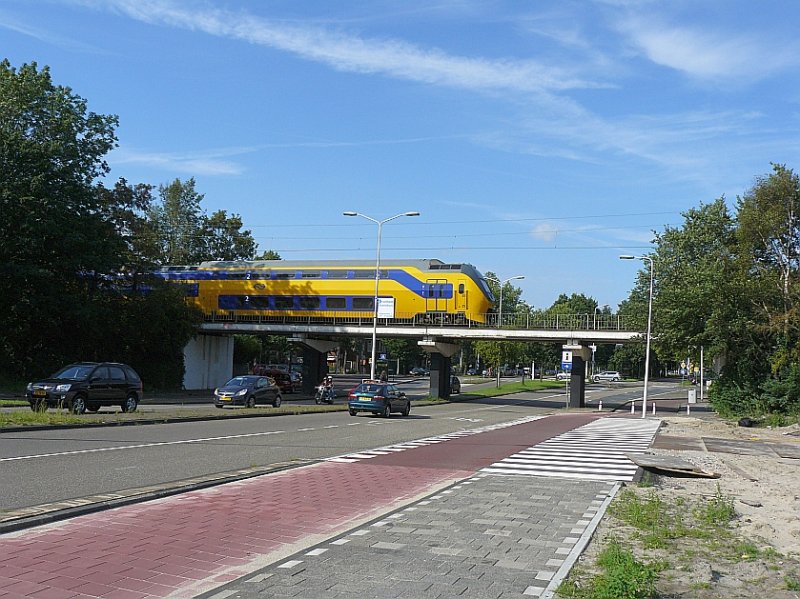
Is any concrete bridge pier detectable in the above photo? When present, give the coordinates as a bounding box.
[564,342,592,408]
[183,334,234,390]
[289,335,339,394]
[419,338,459,399]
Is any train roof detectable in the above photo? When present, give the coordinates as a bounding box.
[161,259,485,277]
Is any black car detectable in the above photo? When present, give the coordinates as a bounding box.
[26,362,143,414]
[214,375,282,408]
[450,375,461,394]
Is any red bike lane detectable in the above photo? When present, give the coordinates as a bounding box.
[0,413,600,598]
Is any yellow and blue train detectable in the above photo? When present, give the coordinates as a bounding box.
[152,259,494,324]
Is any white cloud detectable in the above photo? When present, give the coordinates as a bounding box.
[82,0,606,94]
[110,146,251,175]
[618,16,800,81]
[530,222,560,242]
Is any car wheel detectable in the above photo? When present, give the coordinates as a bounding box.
[215,404,224,409]
[273,394,282,408]
[121,394,138,413]
[382,404,391,418]
[349,408,357,416]
[86,404,100,413]
[401,401,410,417]
[70,395,87,415]
[246,395,256,408]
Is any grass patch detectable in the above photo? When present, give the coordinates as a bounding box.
[786,574,800,591]
[557,538,663,598]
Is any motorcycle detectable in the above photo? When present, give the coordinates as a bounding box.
[314,385,336,404]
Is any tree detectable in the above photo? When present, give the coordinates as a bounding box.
[204,210,257,261]
[255,249,282,260]
[0,60,120,375]
[148,178,208,264]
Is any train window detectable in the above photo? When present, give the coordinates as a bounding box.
[298,296,320,309]
[274,296,294,309]
[274,272,294,279]
[325,270,350,279]
[249,296,270,309]
[178,283,199,297]
[301,271,321,278]
[458,283,465,294]
[326,297,346,309]
[353,297,374,310]
[354,270,388,279]
[227,272,249,280]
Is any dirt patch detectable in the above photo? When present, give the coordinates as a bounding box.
[566,416,800,598]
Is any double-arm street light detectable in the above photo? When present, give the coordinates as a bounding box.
[485,274,525,387]
[620,255,654,418]
[343,211,420,380]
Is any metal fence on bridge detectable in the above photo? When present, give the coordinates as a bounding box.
[203,311,633,332]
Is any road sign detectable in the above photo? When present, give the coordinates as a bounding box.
[561,350,573,372]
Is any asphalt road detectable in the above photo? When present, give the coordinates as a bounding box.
[0,381,689,513]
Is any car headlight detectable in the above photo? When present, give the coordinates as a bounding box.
[213,389,219,396]
[55,384,72,393]
[26,383,33,391]
[235,388,247,396]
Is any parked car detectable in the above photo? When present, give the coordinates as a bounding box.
[348,382,410,417]
[409,367,429,376]
[214,375,282,408]
[450,375,461,394]
[26,362,143,414]
[262,369,297,393]
[556,371,571,381]
[466,368,477,376]
[593,371,622,382]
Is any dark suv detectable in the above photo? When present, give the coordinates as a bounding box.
[26,362,143,414]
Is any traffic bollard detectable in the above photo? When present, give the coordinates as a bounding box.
[630,402,635,414]
[652,402,656,415]
[598,400,603,411]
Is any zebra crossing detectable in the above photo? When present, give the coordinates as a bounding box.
[480,417,661,481]
[324,415,547,463]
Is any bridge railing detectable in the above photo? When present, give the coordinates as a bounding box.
[203,311,632,331]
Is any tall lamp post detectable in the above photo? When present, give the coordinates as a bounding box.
[343,210,420,380]
[485,274,525,387]
[620,255,654,418]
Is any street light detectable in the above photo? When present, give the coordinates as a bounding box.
[343,211,420,380]
[485,274,525,387]
[620,255,654,418]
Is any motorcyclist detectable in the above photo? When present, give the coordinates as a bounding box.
[319,375,335,402]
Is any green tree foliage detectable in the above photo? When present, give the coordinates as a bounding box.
[255,249,282,260]
[0,61,200,384]
[636,165,800,415]
[145,178,259,264]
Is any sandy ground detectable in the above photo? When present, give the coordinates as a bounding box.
[655,416,800,555]
[571,415,800,598]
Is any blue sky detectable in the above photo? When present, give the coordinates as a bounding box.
[4,0,799,310]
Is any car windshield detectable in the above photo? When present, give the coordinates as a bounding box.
[354,384,386,395]
[224,377,253,387]
[52,365,94,380]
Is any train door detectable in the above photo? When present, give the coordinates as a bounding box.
[456,279,467,314]
[425,278,448,314]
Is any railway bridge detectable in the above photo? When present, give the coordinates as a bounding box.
[186,312,641,407]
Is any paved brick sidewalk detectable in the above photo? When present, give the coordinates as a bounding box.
[199,474,619,599]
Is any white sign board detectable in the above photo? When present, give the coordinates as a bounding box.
[377,297,395,318]
[687,389,697,404]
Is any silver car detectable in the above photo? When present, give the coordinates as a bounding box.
[593,371,621,382]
